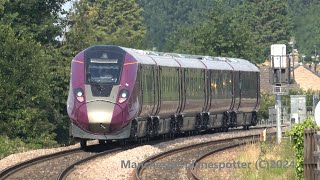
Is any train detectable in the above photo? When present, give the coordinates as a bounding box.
[67,45,260,148]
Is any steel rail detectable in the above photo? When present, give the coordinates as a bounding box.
[190,139,258,179]
[0,148,83,180]
[135,134,260,180]
[0,124,284,180]
[57,147,123,180]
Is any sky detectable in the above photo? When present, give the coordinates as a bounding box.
[62,1,74,11]
[57,1,75,41]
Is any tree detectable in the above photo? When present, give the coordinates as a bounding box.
[238,0,293,61]
[0,0,5,13]
[65,0,145,53]
[167,4,258,62]
[292,3,320,58]
[0,0,69,46]
[0,24,57,146]
[0,0,69,146]
[63,1,97,54]
[137,0,217,50]
[288,0,320,15]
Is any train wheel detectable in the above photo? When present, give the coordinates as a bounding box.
[80,139,87,149]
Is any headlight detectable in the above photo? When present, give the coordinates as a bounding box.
[74,88,85,102]
[118,89,129,104]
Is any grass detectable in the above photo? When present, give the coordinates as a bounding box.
[236,137,296,179]
[0,135,59,160]
[0,135,28,159]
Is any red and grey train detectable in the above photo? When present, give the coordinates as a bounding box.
[67,45,260,148]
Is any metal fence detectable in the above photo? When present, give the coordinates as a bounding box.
[304,129,318,180]
[259,106,314,126]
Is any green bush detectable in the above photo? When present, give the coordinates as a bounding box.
[0,136,27,159]
[0,135,58,159]
[287,118,318,180]
[258,92,275,120]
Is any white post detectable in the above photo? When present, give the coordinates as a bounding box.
[276,94,282,144]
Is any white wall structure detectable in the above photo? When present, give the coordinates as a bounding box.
[271,44,287,68]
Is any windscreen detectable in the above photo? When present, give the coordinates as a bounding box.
[85,47,124,85]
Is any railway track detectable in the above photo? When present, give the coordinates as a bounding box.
[56,148,117,180]
[0,144,121,180]
[57,143,139,180]
[57,125,281,179]
[134,125,283,180]
[134,135,260,180]
[0,125,282,180]
[189,141,254,180]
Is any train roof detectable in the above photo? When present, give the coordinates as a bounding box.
[201,58,233,71]
[226,58,259,72]
[173,57,206,69]
[150,55,181,67]
[120,46,258,72]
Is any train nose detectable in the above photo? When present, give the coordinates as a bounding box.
[86,101,122,133]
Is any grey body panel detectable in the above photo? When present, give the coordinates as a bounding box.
[84,84,119,133]
[226,58,259,113]
[157,66,181,118]
[182,68,206,115]
[138,65,158,118]
[85,84,119,103]
[70,122,131,140]
[207,70,233,113]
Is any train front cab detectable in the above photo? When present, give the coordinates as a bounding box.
[68,46,139,148]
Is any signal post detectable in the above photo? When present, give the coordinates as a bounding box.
[270,44,293,144]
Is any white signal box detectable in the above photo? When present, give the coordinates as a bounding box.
[271,44,287,68]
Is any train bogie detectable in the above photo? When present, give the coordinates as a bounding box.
[157,118,171,135]
[208,114,225,128]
